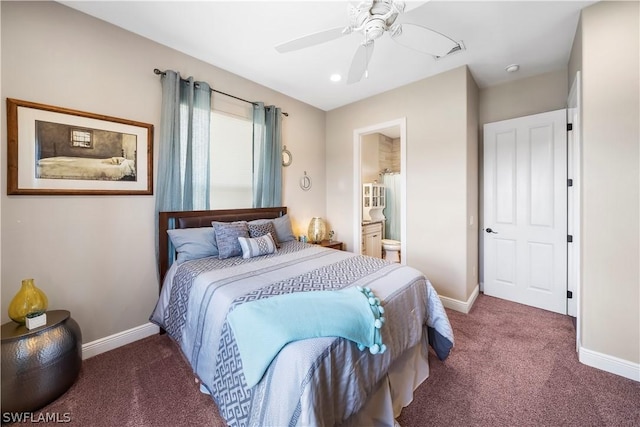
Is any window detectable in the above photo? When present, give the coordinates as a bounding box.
[210,95,254,209]
[70,128,92,148]
[173,93,254,209]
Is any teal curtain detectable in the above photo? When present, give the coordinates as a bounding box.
[155,70,211,269]
[252,102,282,208]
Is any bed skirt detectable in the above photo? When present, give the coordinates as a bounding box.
[341,338,429,426]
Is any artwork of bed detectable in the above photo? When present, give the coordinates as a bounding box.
[37,156,136,181]
[151,207,454,427]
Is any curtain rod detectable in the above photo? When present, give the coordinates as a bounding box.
[153,69,288,117]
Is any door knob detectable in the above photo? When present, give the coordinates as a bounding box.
[485,228,498,234]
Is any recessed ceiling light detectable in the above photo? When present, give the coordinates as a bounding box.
[505,64,520,73]
[330,73,342,82]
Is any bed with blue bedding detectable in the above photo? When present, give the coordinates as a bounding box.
[151,207,453,427]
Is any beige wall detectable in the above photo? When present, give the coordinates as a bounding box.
[479,69,569,126]
[361,134,380,184]
[568,17,582,88]
[1,1,326,342]
[466,68,479,298]
[578,1,639,364]
[326,65,478,303]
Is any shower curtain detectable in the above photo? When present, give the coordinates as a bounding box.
[382,173,401,241]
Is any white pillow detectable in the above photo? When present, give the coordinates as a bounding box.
[237,233,277,259]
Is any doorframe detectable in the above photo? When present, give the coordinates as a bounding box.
[567,71,582,351]
[352,118,407,261]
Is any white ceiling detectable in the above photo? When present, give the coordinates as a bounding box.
[59,1,595,111]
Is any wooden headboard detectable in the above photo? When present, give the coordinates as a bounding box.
[158,207,287,286]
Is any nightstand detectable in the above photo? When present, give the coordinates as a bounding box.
[316,240,343,250]
[1,310,82,413]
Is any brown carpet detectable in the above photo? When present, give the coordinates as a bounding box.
[6,294,639,426]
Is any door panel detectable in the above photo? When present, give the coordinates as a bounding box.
[484,109,567,314]
[495,239,516,283]
[529,126,554,226]
[528,242,553,291]
[496,130,517,224]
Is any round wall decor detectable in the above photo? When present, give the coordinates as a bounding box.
[300,171,312,191]
[282,146,292,167]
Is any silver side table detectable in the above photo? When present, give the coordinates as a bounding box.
[1,310,82,414]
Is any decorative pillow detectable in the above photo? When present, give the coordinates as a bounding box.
[167,227,218,264]
[238,233,277,259]
[273,214,296,242]
[248,221,281,248]
[212,221,249,259]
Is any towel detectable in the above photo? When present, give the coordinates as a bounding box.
[228,286,386,388]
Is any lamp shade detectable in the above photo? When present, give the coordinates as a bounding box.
[307,217,327,243]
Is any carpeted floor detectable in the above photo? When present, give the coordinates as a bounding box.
[6,294,639,426]
[396,295,640,427]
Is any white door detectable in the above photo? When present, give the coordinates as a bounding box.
[483,109,567,314]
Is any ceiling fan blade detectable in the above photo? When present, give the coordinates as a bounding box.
[275,26,347,53]
[391,23,461,57]
[347,42,375,84]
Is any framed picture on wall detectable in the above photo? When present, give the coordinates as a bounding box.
[6,98,154,195]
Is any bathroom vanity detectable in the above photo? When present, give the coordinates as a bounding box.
[362,221,383,258]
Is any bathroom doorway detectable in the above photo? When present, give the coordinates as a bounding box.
[352,118,407,263]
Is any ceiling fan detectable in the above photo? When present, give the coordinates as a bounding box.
[275,0,464,84]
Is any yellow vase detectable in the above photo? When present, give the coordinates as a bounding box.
[8,278,48,324]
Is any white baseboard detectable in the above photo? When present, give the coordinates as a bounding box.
[81,322,159,360]
[579,345,640,382]
[439,284,479,314]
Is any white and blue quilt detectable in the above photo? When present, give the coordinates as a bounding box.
[150,241,453,427]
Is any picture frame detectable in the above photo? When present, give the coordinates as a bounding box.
[6,98,153,195]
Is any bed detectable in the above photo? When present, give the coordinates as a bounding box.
[37,156,135,181]
[150,207,454,427]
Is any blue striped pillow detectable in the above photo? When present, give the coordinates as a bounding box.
[238,233,277,259]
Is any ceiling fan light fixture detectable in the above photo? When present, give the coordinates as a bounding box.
[505,64,520,73]
[275,0,462,84]
[365,19,387,41]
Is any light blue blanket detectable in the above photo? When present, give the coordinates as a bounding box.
[228,286,386,387]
